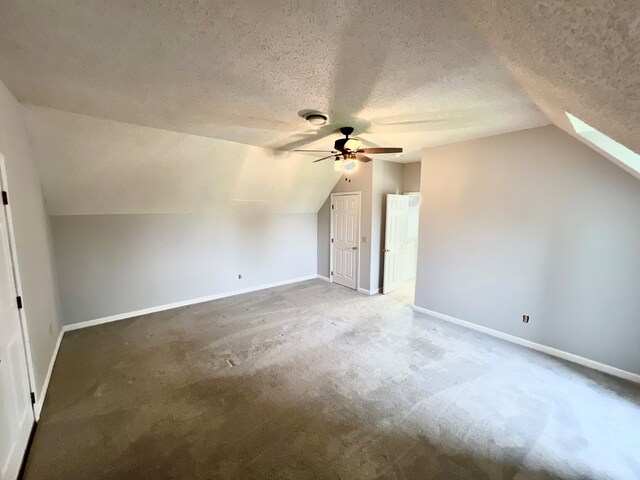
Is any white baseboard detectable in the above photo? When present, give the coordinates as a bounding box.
[316,273,373,294]
[35,275,315,420]
[358,287,379,296]
[64,275,317,333]
[34,328,64,420]
[412,305,640,384]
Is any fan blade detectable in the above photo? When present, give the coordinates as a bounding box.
[358,147,403,154]
[356,154,372,163]
[313,154,339,163]
[295,149,337,153]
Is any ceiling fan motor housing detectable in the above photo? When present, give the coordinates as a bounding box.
[335,137,362,152]
[334,137,348,151]
[334,127,360,152]
[297,125,400,163]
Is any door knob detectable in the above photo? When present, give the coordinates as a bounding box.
[384,248,390,253]
[352,246,357,250]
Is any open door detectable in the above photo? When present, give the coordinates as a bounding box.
[382,194,410,294]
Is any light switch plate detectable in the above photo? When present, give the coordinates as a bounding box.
[362,236,368,243]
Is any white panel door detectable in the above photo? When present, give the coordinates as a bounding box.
[383,194,410,294]
[331,194,359,290]
[404,194,421,280]
[0,197,34,480]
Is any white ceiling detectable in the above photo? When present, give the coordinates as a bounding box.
[24,106,339,215]
[0,0,548,164]
[462,1,640,156]
[2,1,637,215]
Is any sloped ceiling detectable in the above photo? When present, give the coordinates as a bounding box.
[0,0,547,163]
[1,1,636,215]
[25,106,339,215]
[461,1,640,155]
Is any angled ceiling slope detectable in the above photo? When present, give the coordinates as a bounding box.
[462,1,640,168]
[23,106,339,215]
[4,1,637,216]
[0,0,547,164]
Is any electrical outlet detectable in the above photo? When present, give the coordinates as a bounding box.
[238,274,242,280]
[522,315,530,324]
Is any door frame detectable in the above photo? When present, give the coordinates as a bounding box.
[329,192,361,291]
[0,154,37,402]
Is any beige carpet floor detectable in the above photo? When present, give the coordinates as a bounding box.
[23,279,640,479]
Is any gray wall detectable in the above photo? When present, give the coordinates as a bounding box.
[403,162,421,193]
[415,125,640,374]
[0,81,62,403]
[52,213,317,324]
[317,198,331,278]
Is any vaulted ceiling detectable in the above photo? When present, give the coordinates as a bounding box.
[0,0,637,214]
[0,0,547,161]
[462,0,640,156]
[24,105,339,215]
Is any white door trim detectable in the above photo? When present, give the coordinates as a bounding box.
[330,192,361,291]
[0,155,36,402]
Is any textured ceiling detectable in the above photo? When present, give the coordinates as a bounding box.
[0,0,548,163]
[24,106,340,215]
[2,1,637,216]
[462,0,640,155]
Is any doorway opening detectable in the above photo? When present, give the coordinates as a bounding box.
[330,192,361,291]
[382,192,420,306]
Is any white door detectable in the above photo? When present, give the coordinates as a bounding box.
[383,194,410,294]
[331,194,360,290]
[0,191,34,479]
[405,194,421,280]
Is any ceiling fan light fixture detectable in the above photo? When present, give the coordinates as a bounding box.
[344,138,361,151]
[333,158,357,173]
[305,113,328,126]
[303,125,403,165]
[343,159,358,172]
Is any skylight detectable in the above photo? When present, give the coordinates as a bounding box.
[566,112,640,175]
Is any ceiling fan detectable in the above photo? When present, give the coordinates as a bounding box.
[295,127,402,163]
